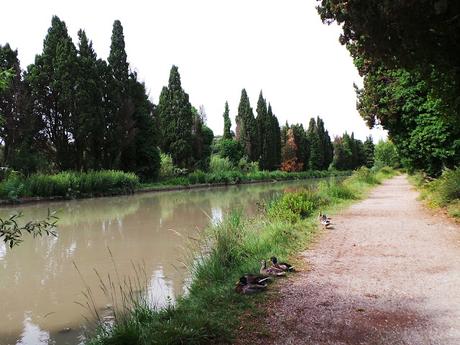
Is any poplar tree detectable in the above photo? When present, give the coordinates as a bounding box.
[157,65,193,169]
[222,101,232,139]
[235,89,259,161]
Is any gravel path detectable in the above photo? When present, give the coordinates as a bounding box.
[239,175,460,345]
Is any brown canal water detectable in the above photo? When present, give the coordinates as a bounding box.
[0,179,320,345]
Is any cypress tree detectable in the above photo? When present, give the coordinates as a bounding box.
[157,65,193,169]
[316,117,333,170]
[27,16,79,170]
[268,104,281,170]
[363,136,375,168]
[75,29,105,170]
[235,89,259,161]
[222,101,232,140]
[107,19,133,169]
[0,44,43,174]
[256,91,269,169]
[307,118,321,170]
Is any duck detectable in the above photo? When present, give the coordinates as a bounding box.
[242,273,272,284]
[270,256,295,272]
[235,276,267,294]
[260,260,286,277]
[318,212,331,228]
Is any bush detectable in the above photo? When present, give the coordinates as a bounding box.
[0,170,140,199]
[159,153,177,179]
[238,157,259,173]
[215,139,244,165]
[268,189,328,223]
[209,155,234,173]
[427,167,460,206]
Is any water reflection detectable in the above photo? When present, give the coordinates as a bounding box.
[0,180,319,345]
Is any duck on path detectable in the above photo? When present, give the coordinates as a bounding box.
[260,260,286,277]
[270,256,295,272]
[235,276,267,294]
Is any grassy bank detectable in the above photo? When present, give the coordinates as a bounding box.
[86,167,396,345]
[0,169,350,202]
[0,170,140,200]
[141,170,350,190]
[409,167,460,219]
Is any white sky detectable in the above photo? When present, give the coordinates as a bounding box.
[1,0,386,141]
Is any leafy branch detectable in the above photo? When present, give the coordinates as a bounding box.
[0,209,58,248]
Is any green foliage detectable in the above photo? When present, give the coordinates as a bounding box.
[237,157,259,174]
[222,101,232,140]
[316,2,460,176]
[209,155,234,174]
[332,132,366,170]
[235,89,259,162]
[157,66,194,169]
[159,152,177,179]
[268,189,327,223]
[363,136,375,168]
[374,140,399,169]
[0,210,58,248]
[215,139,244,165]
[0,170,139,199]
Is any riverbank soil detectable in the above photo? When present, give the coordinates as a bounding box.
[238,175,460,345]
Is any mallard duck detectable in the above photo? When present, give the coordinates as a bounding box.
[270,256,295,272]
[260,260,286,277]
[235,276,267,294]
[318,212,331,228]
[242,273,272,284]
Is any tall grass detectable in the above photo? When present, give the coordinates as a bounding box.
[411,167,460,218]
[0,170,140,200]
[86,167,396,345]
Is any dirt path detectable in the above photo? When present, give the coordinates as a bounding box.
[240,175,460,345]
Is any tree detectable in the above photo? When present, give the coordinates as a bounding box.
[363,136,375,168]
[222,101,232,140]
[27,16,79,170]
[268,104,281,170]
[281,128,303,172]
[317,1,460,176]
[157,65,194,169]
[374,140,399,169]
[306,118,321,170]
[191,106,214,171]
[256,91,270,170]
[235,89,259,161]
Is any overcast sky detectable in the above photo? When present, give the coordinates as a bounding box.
[1,0,386,141]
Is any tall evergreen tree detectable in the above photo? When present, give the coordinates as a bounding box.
[157,65,194,169]
[27,16,79,170]
[256,91,270,169]
[307,118,322,170]
[0,44,44,174]
[75,30,105,170]
[235,89,259,161]
[363,136,375,168]
[107,19,133,169]
[222,101,232,140]
[268,104,281,170]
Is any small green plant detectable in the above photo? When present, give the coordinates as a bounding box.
[209,155,235,173]
[0,209,58,248]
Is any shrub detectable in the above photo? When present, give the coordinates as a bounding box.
[159,153,177,179]
[216,139,244,165]
[238,157,259,173]
[268,189,328,223]
[209,155,234,173]
[427,167,460,206]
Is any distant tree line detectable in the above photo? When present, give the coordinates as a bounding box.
[0,16,381,181]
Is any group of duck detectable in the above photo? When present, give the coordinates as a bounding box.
[235,212,332,295]
[235,256,294,294]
